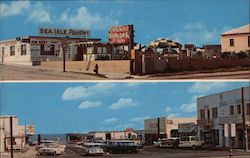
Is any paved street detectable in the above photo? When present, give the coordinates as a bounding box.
[0,64,107,80]
[2,145,250,158]
[1,64,250,80]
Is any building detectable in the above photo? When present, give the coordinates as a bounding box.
[178,122,198,137]
[203,45,221,59]
[197,86,250,149]
[89,128,138,141]
[0,115,35,153]
[0,36,101,65]
[144,117,196,144]
[221,24,250,53]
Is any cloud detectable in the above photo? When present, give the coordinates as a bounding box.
[165,106,171,113]
[170,21,232,46]
[130,116,150,122]
[188,82,228,93]
[78,101,102,110]
[90,82,115,91]
[27,2,51,23]
[180,103,196,112]
[62,86,90,100]
[184,21,205,30]
[62,83,115,100]
[59,6,119,30]
[167,113,179,118]
[113,123,135,130]
[103,117,118,124]
[0,1,30,17]
[109,98,137,110]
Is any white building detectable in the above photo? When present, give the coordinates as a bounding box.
[89,128,138,140]
[144,117,196,144]
[0,36,101,65]
[0,115,34,153]
[197,86,250,149]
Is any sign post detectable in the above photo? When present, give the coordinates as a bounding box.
[108,25,135,74]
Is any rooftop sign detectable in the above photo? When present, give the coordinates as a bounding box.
[108,25,133,44]
[39,28,90,37]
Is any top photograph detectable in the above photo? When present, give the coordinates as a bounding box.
[0,0,249,80]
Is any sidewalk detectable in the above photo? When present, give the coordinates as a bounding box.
[1,146,37,158]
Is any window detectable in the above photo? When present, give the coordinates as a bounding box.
[40,44,55,55]
[230,106,234,115]
[237,104,241,114]
[103,47,107,54]
[200,109,205,119]
[246,103,250,115]
[212,107,218,119]
[207,109,210,120]
[248,36,250,47]
[230,39,234,46]
[97,47,102,54]
[10,46,15,56]
[67,53,71,59]
[21,45,26,55]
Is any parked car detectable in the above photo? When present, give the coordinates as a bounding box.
[153,138,167,147]
[159,137,180,148]
[104,140,141,154]
[38,144,65,156]
[83,142,104,156]
[178,136,204,149]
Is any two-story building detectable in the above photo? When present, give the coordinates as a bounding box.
[197,86,250,149]
[144,117,196,144]
[0,115,35,153]
[221,24,250,53]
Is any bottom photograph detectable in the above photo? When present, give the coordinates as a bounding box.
[0,82,250,158]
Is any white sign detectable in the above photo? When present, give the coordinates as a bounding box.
[224,124,229,137]
[231,123,236,137]
[39,28,90,37]
[26,125,35,135]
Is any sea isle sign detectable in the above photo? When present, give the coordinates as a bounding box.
[39,28,90,37]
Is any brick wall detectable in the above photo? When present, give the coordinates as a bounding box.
[167,58,250,70]
[41,60,131,74]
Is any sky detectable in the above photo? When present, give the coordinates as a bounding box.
[0,81,249,134]
[0,0,249,47]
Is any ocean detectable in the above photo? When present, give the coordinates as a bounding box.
[29,134,66,141]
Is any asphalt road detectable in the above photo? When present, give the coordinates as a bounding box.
[37,145,250,158]
[0,64,250,80]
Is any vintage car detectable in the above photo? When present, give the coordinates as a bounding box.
[38,144,65,156]
[153,138,167,147]
[83,142,104,156]
[178,136,204,149]
[103,140,141,154]
[159,137,180,148]
[37,140,66,156]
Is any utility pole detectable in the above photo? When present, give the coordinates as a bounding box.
[63,36,69,72]
[241,87,248,151]
[10,116,14,158]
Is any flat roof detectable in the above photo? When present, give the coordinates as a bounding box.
[197,86,249,100]
[0,35,101,43]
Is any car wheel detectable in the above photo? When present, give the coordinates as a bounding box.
[54,151,56,156]
[192,145,196,149]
